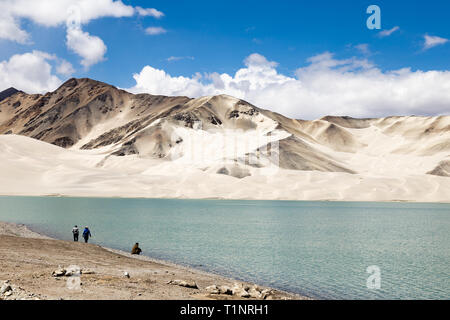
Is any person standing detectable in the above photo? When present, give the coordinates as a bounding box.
[72,225,79,242]
[82,226,92,243]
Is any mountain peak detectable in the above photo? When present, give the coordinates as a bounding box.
[57,77,118,92]
[0,87,21,102]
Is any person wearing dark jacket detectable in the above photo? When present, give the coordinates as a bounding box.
[82,226,92,243]
[131,243,142,255]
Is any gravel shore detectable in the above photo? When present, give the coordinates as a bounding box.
[0,221,307,300]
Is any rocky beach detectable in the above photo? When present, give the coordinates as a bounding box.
[0,222,305,300]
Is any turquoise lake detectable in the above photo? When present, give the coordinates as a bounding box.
[0,196,448,299]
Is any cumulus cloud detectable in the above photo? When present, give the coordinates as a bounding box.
[0,51,63,93]
[56,59,75,77]
[136,6,164,18]
[244,53,278,68]
[66,24,107,69]
[128,52,450,119]
[0,0,135,39]
[0,0,163,67]
[0,12,30,44]
[145,27,167,35]
[423,34,449,50]
[378,26,400,37]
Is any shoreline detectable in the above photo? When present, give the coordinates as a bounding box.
[1,193,449,204]
[0,221,308,300]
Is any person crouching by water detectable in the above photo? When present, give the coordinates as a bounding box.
[131,243,142,255]
[82,226,92,243]
[72,225,79,242]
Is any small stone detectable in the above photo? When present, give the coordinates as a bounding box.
[261,289,272,299]
[231,283,243,295]
[123,272,130,278]
[82,269,95,275]
[248,288,262,299]
[4,291,13,297]
[52,268,66,277]
[251,284,262,292]
[1,284,12,294]
[65,265,81,277]
[230,283,253,298]
[205,285,220,294]
[218,285,233,295]
[168,279,198,289]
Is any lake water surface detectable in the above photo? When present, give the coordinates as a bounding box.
[0,196,448,299]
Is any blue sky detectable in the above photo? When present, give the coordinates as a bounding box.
[0,0,449,118]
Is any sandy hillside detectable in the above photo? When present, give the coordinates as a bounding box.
[0,78,449,202]
[0,222,301,300]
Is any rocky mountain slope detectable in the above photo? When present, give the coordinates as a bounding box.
[0,78,448,201]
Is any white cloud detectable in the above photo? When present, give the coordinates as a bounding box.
[136,6,164,18]
[128,52,450,119]
[354,44,370,55]
[0,12,30,44]
[129,66,205,97]
[378,26,400,37]
[0,51,62,93]
[66,25,107,69]
[423,34,449,50]
[244,53,278,68]
[0,0,163,67]
[167,56,195,62]
[0,0,135,34]
[56,59,75,76]
[145,27,167,35]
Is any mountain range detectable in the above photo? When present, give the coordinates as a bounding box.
[0,78,448,202]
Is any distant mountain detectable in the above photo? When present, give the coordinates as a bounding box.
[0,87,21,102]
[0,77,448,188]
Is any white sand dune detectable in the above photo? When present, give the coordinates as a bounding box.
[0,134,448,202]
[0,78,449,202]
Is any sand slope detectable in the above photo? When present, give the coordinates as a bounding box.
[0,134,448,202]
[0,78,449,202]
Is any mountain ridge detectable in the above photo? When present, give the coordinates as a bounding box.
[0,78,449,182]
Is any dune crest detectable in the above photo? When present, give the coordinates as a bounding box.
[0,79,448,202]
